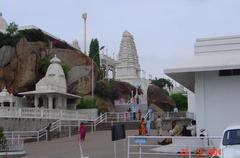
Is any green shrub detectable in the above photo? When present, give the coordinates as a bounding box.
[39,56,51,75]
[0,32,23,48]
[39,56,70,76]
[170,92,188,111]
[19,29,48,43]
[77,98,97,109]
[61,64,70,76]
[0,127,5,144]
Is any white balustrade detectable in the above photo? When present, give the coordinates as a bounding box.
[0,107,96,121]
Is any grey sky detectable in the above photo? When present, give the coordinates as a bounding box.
[1,0,240,77]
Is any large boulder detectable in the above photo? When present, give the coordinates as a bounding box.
[95,95,115,112]
[0,46,15,67]
[0,38,99,95]
[147,84,176,111]
[11,38,45,92]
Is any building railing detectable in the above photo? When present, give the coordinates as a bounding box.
[0,107,97,121]
[151,111,194,120]
[127,135,222,158]
[0,137,25,155]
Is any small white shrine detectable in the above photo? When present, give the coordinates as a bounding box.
[19,55,81,109]
[0,87,24,108]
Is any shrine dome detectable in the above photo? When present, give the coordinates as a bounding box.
[0,87,10,97]
[0,12,8,32]
[36,55,67,93]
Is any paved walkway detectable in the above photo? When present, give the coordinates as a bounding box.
[21,130,203,158]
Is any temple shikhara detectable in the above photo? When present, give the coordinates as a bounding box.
[115,31,141,86]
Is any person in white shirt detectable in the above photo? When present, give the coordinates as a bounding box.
[155,115,162,136]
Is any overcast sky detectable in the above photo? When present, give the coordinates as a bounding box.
[1,0,240,78]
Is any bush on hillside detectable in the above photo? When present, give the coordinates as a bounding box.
[39,56,70,76]
[77,98,97,109]
[170,92,188,111]
[19,29,48,43]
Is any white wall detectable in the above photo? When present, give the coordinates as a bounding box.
[187,90,196,119]
[195,71,240,136]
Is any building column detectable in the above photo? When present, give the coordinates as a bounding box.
[48,95,53,109]
[43,97,48,108]
[34,95,39,108]
[62,96,67,109]
[56,95,62,109]
[10,101,13,108]
[0,102,3,107]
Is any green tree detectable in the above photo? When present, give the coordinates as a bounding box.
[39,56,70,76]
[171,92,188,111]
[151,78,173,90]
[6,22,18,35]
[77,98,97,109]
[89,38,100,68]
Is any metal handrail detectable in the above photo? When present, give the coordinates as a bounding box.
[127,135,222,158]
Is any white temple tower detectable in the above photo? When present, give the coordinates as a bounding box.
[116,31,141,86]
[0,12,8,33]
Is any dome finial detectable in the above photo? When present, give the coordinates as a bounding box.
[50,54,61,63]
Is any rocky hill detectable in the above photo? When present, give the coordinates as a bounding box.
[0,38,99,95]
[147,84,176,111]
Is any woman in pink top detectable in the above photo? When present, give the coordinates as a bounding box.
[79,122,86,142]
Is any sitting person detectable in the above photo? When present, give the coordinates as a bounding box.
[187,120,196,136]
[159,121,183,145]
[181,125,192,136]
[169,120,183,136]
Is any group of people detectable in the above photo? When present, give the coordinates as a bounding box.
[125,108,143,121]
[138,115,162,136]
[138,114,196,138]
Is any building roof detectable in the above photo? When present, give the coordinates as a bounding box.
[164,35,240,92]
[18,90,81,99]
[0,12,7,33]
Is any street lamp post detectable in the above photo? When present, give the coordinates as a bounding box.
[82,13,87,54]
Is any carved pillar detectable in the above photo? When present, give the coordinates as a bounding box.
[62,96,67,109]
[48,95,53,109]
[34,95,39,108]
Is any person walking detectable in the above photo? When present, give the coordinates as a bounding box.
[79,122,88,158]
[156,115,162,136]
[146,117,151,135]
[139,118,147,135]
[79,122,87,142]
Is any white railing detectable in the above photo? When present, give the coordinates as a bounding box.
[105,112,147,123]
[127,135,222,158]
[0,107,95,121]
[152,111,194,120]
[0,137,25,154]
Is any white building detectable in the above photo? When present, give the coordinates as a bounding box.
[19,55,81,109]
[164,35,240,136]
[0,12,7,33]
[0,87,25,108]
[116,31,141,86]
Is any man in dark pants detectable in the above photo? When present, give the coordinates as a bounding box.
[47,123,52,141]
